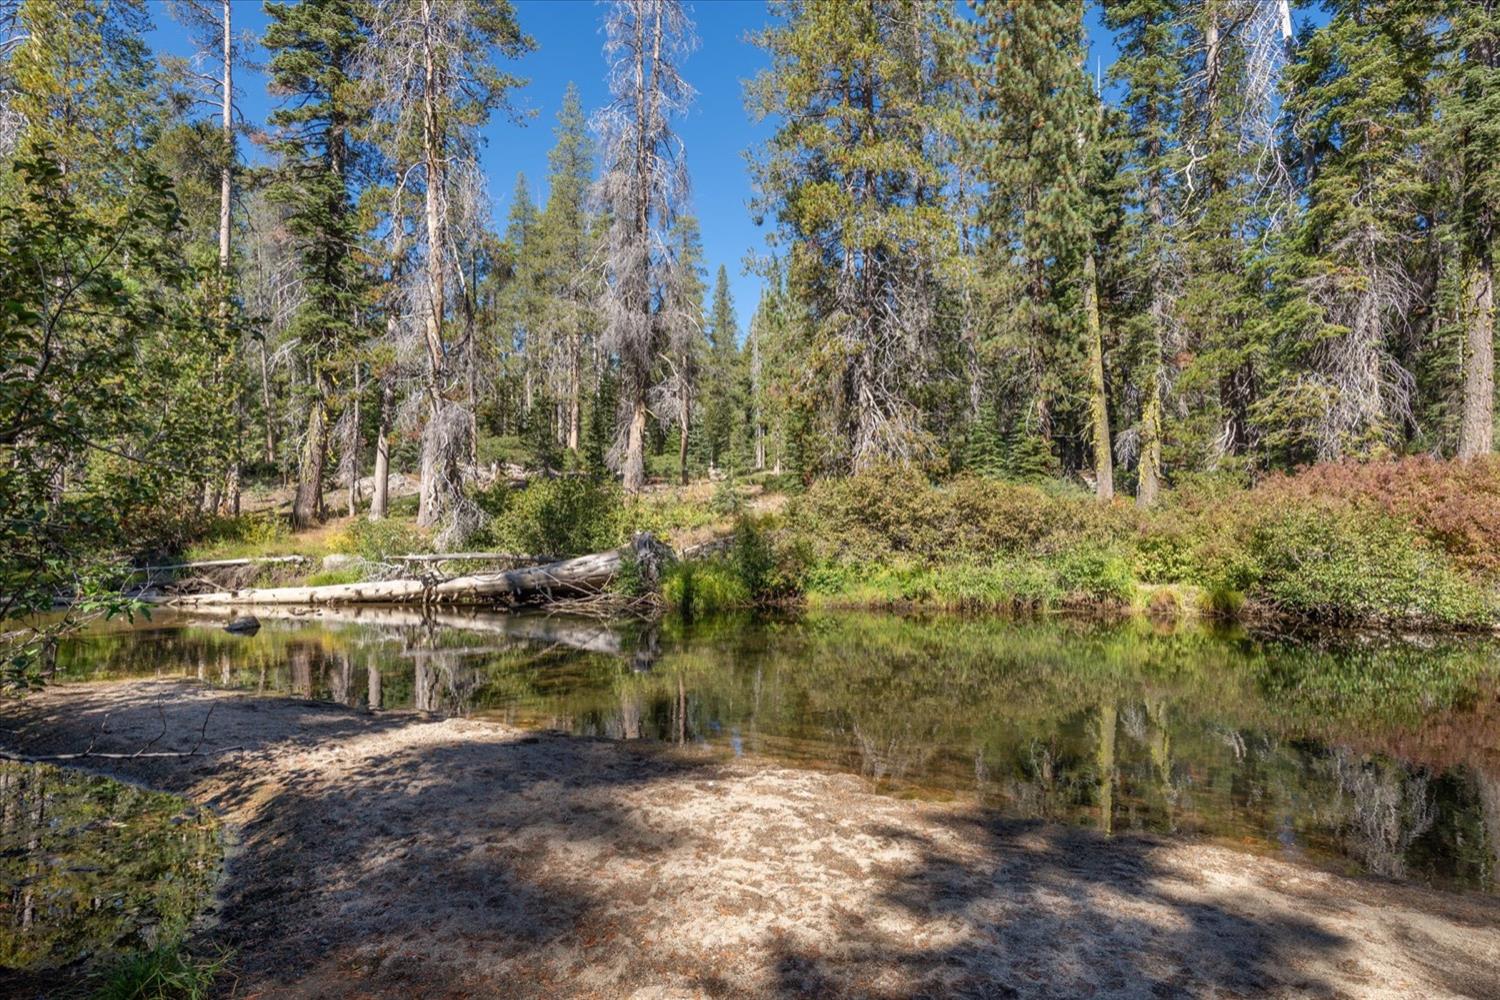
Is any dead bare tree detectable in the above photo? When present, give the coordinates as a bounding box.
[364,0,530,537]
[594,0,695,493]
[0,0,26,159]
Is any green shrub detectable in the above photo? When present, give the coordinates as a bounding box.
[621,492,718,539]
[184,514,292,560]
[1055,546,1136,604]
[302,568,364,587]
[1246,507,1491,626]
[338,518,424,562]
[710,475,746,517]
[492,476,624,556]
[1133,520,1196,584]
[663,561,750,617]
[1202,585,1247,619]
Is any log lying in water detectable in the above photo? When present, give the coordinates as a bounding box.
[183,605,629,656]
[161,536,665,608]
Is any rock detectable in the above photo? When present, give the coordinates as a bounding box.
[224,615,261,635]
[322,553,358,570]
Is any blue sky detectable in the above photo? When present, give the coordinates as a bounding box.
[147,1,1127,336]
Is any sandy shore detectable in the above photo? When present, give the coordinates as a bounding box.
[3,679,1499,999]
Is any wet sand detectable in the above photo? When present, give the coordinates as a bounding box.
[3,679,1499,999]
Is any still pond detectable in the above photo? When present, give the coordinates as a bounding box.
[7,606,1499,972]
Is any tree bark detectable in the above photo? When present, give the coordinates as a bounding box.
[292,386,328,530]
[623,397,648,493]
[1458,251,1495,461]
[678,394,690,486]
[1084,252,1113,501]
[416,0,451,528]
[259,339,276,466]
[370,379,392,520]
[567,330,581,452]
[345,363,361,517]
[165,542,653,607]
[1137,380,1163,509]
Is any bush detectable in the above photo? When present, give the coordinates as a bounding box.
[788,466,1114,564]
[1246,506,1491,627]
[1255,456,1500,579]
[663,561,750,618]
[337,518,424,562]
[1055,546,1136,605]
[491,476,624,556]
[664,517,805,614]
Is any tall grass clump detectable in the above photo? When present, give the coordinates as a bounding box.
[91,944,230,1000]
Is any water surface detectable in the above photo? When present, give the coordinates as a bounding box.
[55,607,1500,894]
[0,761,220,971]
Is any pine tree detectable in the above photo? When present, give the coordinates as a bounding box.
[661,216,706,484]
[365,0,531,532]
[597,0,695,493]
[1441,0,1500,460]
[264,0,368,528]
[702,265,744,470]
[970,0,1095,470]
[536,83,597,454]
[749,0,964,473]
[1103,0,1182,505]
[1260,0,1438,463]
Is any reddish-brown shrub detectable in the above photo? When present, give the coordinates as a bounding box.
[1252,456,1500,578]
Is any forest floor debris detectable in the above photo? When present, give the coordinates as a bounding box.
[3,680,1499,999]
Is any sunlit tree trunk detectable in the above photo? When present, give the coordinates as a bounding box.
[370,380,392,521]
[1084,252,1113,501]
[416,0,452,528]
[1458,252,1495,461]
[292,383,328,530]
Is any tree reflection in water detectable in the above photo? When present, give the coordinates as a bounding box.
[55,607,1500,892]
[0,762,219,971]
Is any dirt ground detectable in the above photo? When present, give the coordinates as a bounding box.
[4,680,1499,999]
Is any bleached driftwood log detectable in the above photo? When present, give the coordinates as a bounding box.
[185,605,629,655]
[132,555,308,574]
[161,535,667,608]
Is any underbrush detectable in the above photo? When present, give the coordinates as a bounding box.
[661,517,803,617]
[783,461,1500,629]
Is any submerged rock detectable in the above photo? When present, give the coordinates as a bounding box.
[224,615,261,635]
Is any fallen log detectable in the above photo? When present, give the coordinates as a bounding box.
[392,551,559,564]
[131,555,308,574]
[176,605,630,656]
[160,535,668,608]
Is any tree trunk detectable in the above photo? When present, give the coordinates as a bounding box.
[416,0,449,528]
[1084,253,1113,502]
[259,339,275,466]
[1458,251,1495,461]
[345,364,361,517]
[1095,702,1117,836]
[218,0,232,290]
[292,389,328,530]
[567,330,581,452]
[623,397,648,493]
[370,379,391,521]
[678,395,690,486]
[165,539,660,607]
[1137,379,1163,509]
